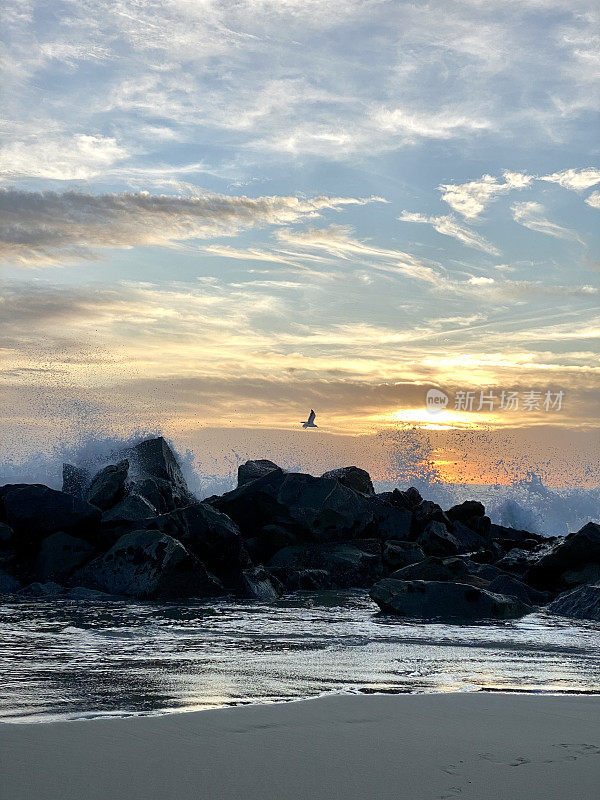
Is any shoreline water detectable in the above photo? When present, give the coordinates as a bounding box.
[2,692,600,800]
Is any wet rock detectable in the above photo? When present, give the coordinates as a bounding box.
[321,466,375,495]
[0,522,14,545]
[418,521,459,556]
[496,547,543,576]
[412,500,450,534]
[270,567,331,591]
[527,523,600,591]
[391,556,477,585]
[446,500,486,524]
[102,495,156,524]
[241,566,282,600]
[383,540,425,571]
[64,586,116,601]
[62,464,90,500]
[268,543,383,589]
[18,581,64,599]
[238,459,281,487]
[86,460,129,511]
[0,570,21,594]
[0,484,101,542]
[36,532,94,583]
[548,583,600,621]
[126,437,195,509]
[449,521,487,552]
[71,530,224,600]
[370,579,532,620]
[487,574,549,606]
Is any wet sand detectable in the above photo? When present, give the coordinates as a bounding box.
[2,692,600,800]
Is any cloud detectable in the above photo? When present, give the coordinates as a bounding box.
[398,211,500,254]
[438,172,533,218]
[586,191,600,209]
[275,225,443,284]
[0,189,380,266]
[511,201,583,241]
[0,135,129,182]
[539,168,600,191]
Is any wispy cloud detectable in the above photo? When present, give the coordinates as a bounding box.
[0,189,381,266]
[586,191,600,209]
[439,172,533,218]
[539,168,600,191]
[275,225,444,285]
[398,211,500,254]
[511,201,583,241]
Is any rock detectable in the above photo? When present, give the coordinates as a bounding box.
[0,570,21,594]
[418,521,459,556]
[126,437,194,507]
[36,532,94,583]
[496,547,543,576]
[391,556,473,584]
[489,523,543,545]
[18,581,64,599]
[270,567,331,591]
[321,466,375,495]
[102,495,156,524]
[446,500,486,523]
[241,566,282,600]
[62,464,90,500]
[71,530,223,600]
[487,574,549,606]
[449,521,486,553]
[527,523,600,591]
[412,501,450,533]
[268,543,383,589]
[86,460,129,510]
[372,504,413,541]
[0,484,101,542]
[548,584,600,621]
[238,459,281,487]
[172,502,250,585]
[64,586,116,601]
[370,579,532,620]
[0,522,14,545]
[383,541,425,571]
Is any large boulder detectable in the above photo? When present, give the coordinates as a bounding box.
[102,495,156,524]
[238,460,281,487]
[487,574,549,606]
[170,502,250,586]
[446,500,485,524]
[268,543,383,589]
[86,460,129,511]
[126,437,194,508]
[0,522,14,545]
[370,579,532,620]
[62,464,90,500]
[383,540,425,571]
[417,521,459,556]
[548,584,600,621]
[411,500,451,534]
[321,466,375,495]
[36,532,94,583]
[71,530,223,600]
[0,484,101,542]
[390,556,482,586]
[527,523,600,591]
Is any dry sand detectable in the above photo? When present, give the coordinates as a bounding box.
[2,692,600,800]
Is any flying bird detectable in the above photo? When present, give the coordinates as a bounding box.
[301,409,318,428]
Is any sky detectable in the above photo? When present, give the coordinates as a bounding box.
[1,0,599,485]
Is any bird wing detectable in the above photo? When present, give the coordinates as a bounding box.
[308,409,316,424]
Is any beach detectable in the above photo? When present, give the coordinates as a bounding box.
[2,692,600,800]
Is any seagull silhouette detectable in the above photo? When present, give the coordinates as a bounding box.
[301,409,318,428]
